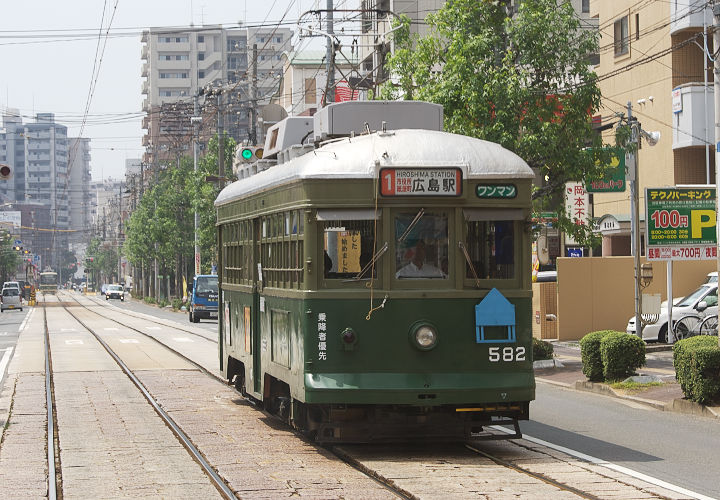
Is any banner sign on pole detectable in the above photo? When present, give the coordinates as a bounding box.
[645,187,717,261]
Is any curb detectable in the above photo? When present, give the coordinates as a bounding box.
[572,380,720,417]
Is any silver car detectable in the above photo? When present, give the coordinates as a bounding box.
[1,287,22,312]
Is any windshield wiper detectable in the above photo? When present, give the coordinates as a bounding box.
[347,241,389,281]
[397,208,425,243]
[458,241,481,289]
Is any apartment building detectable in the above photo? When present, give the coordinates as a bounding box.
[0,111,73,269]
[68,137,92,248]
[591,0,713,255]
[141,25,293,166]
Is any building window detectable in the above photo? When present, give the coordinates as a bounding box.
[275,36,282,43]
[259,37,265,43]
[198,70,205,79]
[582,0,590,13]
[198,52,205,61]
[614,16,629,56]
[305,78,316,104]
[198,35,204,43]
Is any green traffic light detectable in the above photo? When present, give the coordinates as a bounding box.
[241,148,253,160]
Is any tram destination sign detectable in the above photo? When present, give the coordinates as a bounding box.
[379,167,462,196]
[645,187,717,261]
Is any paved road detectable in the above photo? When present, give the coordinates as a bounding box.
[527,382,720,498]
[0,307,30,388]
[80,291,218,335]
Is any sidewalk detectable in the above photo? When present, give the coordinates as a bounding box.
[534,341,720,419]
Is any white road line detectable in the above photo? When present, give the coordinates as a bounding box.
[60,328,77,332]
[103,327,119,331]
[145,326,161,330]
[118,339,139,344]
[18,308,33,331]
[173,337,193,343]
[491,425,715,500]
[0,346,14,381]
[64,340,83,345]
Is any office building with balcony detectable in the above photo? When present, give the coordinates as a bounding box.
[591,0,713,255]
[0,112,74,270]
[68,137,92,249]
[140,25,293,167]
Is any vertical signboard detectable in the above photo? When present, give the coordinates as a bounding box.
[645,187,717,260]
[565,182,590,245]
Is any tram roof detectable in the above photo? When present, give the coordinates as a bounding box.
[215,128,533,207]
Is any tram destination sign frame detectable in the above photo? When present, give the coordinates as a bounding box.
[379,167,462,196]
[645,187,717,261]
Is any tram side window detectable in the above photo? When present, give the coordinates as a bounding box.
[323,220,376,279]
[465,220,515,279]
[395,212,448,279]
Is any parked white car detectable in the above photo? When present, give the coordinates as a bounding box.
[1,287,22,312]
[627,283,718,342]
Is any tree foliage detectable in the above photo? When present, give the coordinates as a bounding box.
[381,0,612,244]
[123,133,236,293]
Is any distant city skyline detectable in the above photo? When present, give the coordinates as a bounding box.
[0,0,319,181]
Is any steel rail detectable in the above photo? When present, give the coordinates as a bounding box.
[42,302,58,500]
[465,442,603,500]
[60,303,238,500]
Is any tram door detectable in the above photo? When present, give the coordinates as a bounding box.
[252,218,263,394]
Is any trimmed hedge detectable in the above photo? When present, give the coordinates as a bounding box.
[579,330,613,381]
[599,331,646,381]
[580,330,646,382]
[533,338,554,361]
[673,336,720,404]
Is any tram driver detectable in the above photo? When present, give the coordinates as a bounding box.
[396,239,447,279]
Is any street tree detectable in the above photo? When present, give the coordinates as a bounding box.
[381,0,612,244]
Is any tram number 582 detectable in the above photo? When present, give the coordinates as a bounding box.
[488,346,526,362]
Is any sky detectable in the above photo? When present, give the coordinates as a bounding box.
[0,0,325,181]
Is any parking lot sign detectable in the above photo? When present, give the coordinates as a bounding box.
[645,187,716,260]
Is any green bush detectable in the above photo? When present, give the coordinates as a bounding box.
[579,330,613,381]
[532,338,554,361]
[158,299,169,308]
[143,297,156,305]
[171,298,184,310]
[599,331,646,381]
[673,336,720,404]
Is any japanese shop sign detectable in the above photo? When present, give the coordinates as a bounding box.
[585,149,626,193]
[379,168,462,196]
[645,187,717,261]
[476,184,517,199]
[564,182,590,245]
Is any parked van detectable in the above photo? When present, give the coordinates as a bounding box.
[188,274,218,323]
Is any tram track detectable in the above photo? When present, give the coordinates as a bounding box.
[36,293,680,499]
[39,294,237,499]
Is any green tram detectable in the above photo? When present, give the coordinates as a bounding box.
[216,101,535,441]
[39,271,58,294]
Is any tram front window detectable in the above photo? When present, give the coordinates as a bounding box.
[465,220,515,279]
[395,212,448,279]
[323,220,376,279]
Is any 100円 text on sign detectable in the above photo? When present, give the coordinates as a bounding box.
[645,187,717,261]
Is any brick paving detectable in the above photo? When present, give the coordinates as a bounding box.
[0,373,49,499]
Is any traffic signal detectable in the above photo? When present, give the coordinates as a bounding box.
[12,245,22,251]
[0,163,10,180]
[237,145,264,163]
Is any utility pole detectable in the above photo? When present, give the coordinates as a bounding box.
[627,102,643,341]
[713,1,720,346]
[251,43,258,145]
[217,92,225,189]
[192,93,201,277]
[325,0,335,104]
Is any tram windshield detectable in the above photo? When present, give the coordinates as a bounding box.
[395,212,448,279]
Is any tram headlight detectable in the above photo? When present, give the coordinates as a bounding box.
[410,323,438,351]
